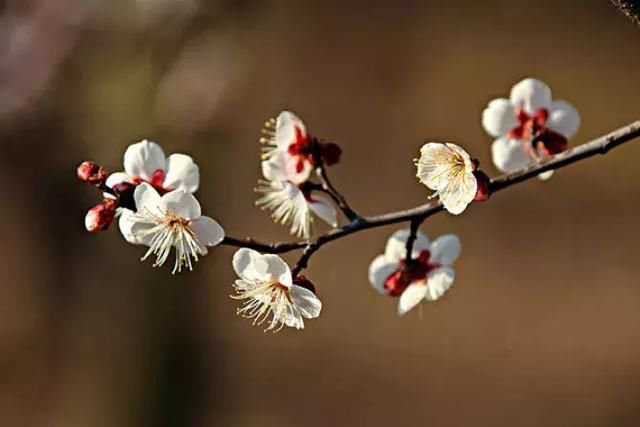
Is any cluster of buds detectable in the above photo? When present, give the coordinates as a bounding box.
[76,161,118,232]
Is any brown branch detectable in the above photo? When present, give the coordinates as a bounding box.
[222,120,640,273]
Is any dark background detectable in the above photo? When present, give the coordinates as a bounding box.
[1,0,640,426]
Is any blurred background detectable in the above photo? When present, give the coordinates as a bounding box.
[1,0,640,426]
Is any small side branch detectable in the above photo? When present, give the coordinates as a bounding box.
[315,164,360,221]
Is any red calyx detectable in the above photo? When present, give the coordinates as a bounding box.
[319,142,342,166]
[473,170,491,202]
[532,128,568,157]
[508,108,549,141]
[77,161,107,186]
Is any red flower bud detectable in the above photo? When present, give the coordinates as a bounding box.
[84,199,117,232]
[77,161,107,186]
[473,170,491,202]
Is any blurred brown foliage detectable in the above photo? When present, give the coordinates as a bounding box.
[1,0,640,426]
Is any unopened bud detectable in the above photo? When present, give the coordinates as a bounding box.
[84,199,117,232]
[77,161,107,185]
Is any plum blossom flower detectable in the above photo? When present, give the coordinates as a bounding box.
[105,139,200,204]
[231,248,322,332]
[256,151,337,239]
[120,183,224,273]
[482,78,580,180]
[416,142,485,215]
[260,111,341,185]
[368,229,460,315]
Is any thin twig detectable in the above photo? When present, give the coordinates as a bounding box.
[315,164,360,221]
[221,120,640,272]
[404,217,423,262]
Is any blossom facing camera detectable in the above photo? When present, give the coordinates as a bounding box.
[256,151,337,239]
[106,140,200,211]
[77,161,108,186]
[85,199,117,232]
[416,142,480,215]
[368,229,460,316]
[482,78,580,180]
[231,248,322,332]
[120,183,224,274]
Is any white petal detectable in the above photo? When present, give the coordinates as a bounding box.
[308,196,338,227]
[289,285,322,319]
[384,229,430,262]
[283,153,312,185]
[481,98,518,137]
[438,171,477,215]
[275,111,306,151]
[232,248,265,282]
[190,216,224,248]
[261,156,286,182]
[546,100,580,139]
[491,137,532,173]
[160,190,201,220]
[424,266,455,301]
[163,154,199,192]
[537,170,555,181]
[118,209,144,244]
[123,140,166,180]
[368,255,399,293]
[509,78,552,114]
[105,172,132,189]
[133,182,162,213]
[259,254,293,287]
[429,234,461,266]
[397,282,428,316]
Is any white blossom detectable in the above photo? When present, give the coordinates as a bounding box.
[368,229,460,316]
[482,78,580,180]
[231,248,322,332]
[120,183,224,273]
[416,142,477,215]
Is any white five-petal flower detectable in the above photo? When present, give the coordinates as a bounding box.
[231,248,322,332]
[260,111,313,184]
[106,139,200,193]
[256,151,337,238]
[120,183,224,273]
[482,78,580,180]
[368,229,460,316]
[416,142,478,215]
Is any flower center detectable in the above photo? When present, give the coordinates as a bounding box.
[132,169,171,193]
[232,280,294,332]
[287,125,314,173]
[384,250,440,297]
[508,108,548,141]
